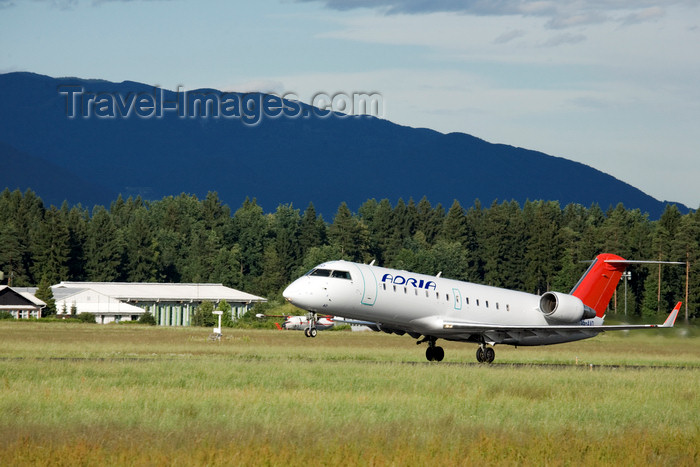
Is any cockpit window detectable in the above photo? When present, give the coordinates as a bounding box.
[310,269,332,277]
[331,270,351,280]
[307,268,352,280]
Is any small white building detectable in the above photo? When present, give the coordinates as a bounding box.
[0,286,46,319]
[53,282,266,326]
[54,287,145,324]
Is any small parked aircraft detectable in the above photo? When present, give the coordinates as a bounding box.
[256,313,335,334]
[256,313,375,335]
[282,253,680,363]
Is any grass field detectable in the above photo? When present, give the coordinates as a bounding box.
[1,321,698,466]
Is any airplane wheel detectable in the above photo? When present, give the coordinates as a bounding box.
[485,347,495,364]
[476,347,485,363]
[304,328,310,338]
[434,346,445,362]
[425,346,435,361]
[309,327,318,338]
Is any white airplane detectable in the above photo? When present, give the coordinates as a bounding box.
[255,313,375,335]
[255,313,336,334]
[282,253,681,363]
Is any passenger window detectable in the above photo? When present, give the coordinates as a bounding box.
[436,292,440,299]
[485,301,489,308]
[476,299,479,306]
[446,294,450,301]
[466,297,469,305]
[496,303,499,310]
[507,304,510,312]
[425,291,429,298]
[382,284,386,290]
[404,287,407,294]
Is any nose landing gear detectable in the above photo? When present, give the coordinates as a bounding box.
[304,312,317,338]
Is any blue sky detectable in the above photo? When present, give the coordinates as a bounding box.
[1,0,698,207]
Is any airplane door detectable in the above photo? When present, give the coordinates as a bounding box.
[356,264,377,306]
[452,288,462,310]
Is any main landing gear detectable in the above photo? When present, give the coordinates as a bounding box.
[417,336,444,362]
[304,312,317,338]
[476,343,495,363]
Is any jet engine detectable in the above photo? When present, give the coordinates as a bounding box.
[539,291,596,323]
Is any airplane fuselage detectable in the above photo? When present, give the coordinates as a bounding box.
[283,260,600,347]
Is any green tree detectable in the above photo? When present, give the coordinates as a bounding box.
[299,202,326,256]
[416,196,444,245]
[442,200,467,243]
[124,207,157,282]
[217,300,234,327]
[34,275,56,316]
[77,312,96,323]
[480,201,526,290]
[672,211,700,320]
[63,203,89,281]
[257,244,286,296]
[85,206,123,281]
[193,300,216,327]
[210,245,245,289]
[183,226,222,282]
[362,198,392,265]
[232,198,268,280]
[30,206,70,284]
[328,202,370,262]
[138,311,157,325]
[272,203,302,283]
[0,221,25,286]
[523,200,561,294]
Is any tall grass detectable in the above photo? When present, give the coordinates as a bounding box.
[1,322,698,465]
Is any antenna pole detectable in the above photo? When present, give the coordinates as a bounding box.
[686,255,690,322]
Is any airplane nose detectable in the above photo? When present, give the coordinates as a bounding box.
[282,277,323,312]
[282,282,296,303]
[283,279,304,304]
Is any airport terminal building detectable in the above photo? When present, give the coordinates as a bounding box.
[53,282,266,325]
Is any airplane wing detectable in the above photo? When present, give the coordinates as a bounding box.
[440,302,681,345]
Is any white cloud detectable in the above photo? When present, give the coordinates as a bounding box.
[541,32,587,46]
[620,6,665,25]
[493,29,526,44]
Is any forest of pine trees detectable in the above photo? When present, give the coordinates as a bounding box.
[1,188,698,320]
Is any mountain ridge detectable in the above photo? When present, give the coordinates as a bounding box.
[0,71,686,217]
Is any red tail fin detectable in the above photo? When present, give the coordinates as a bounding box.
[570,253,627,317]
[274,322,283,330]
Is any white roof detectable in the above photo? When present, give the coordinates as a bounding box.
[0,286,46,309]
[55,289,144,315]
[53,282,265,303]
[19,292,46,307]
